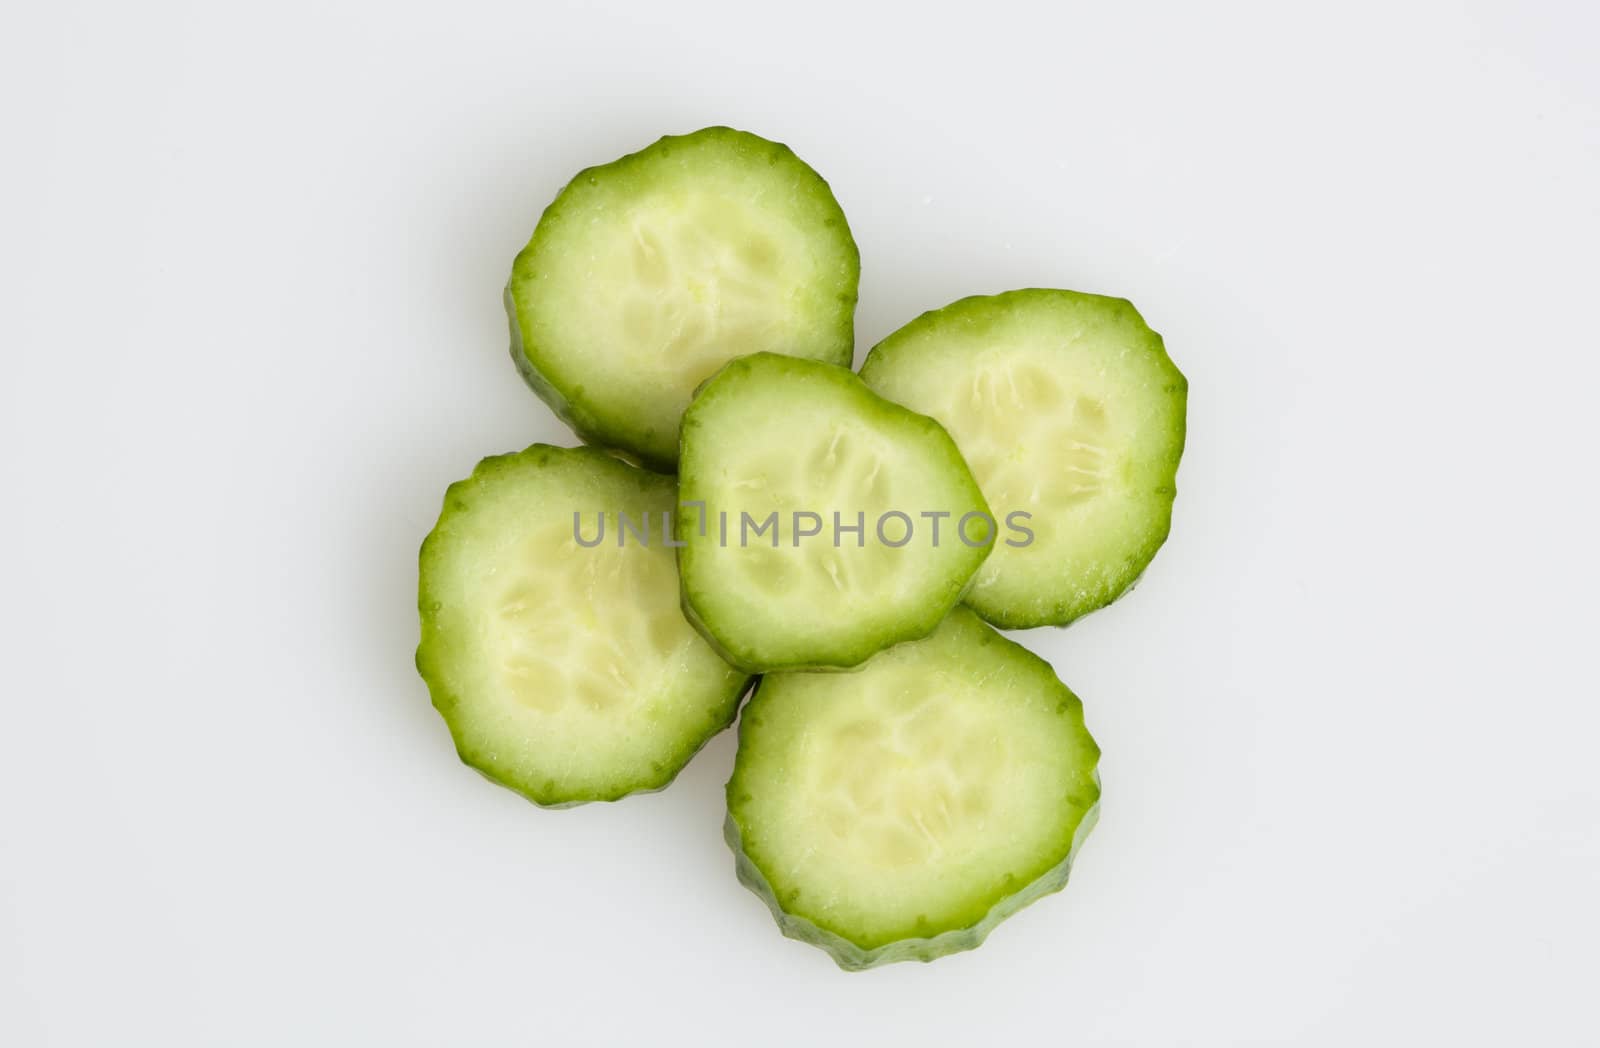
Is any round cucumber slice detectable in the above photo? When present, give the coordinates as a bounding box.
[726,607,1101,970]
[416,445,751,807]
[860,289,1187,629]
[506,126,860,471]
[677,352,992,672]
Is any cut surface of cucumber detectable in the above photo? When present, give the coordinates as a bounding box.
[417,445,750,807]
[726,607,1101,969]
[861,289,1187,628]
[507,126,860,470]
[677,352,992,672]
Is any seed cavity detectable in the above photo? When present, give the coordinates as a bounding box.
[950,362,1112,519]
[811,685,1007,870]
[490,529,685,717]
[617,200,799,406]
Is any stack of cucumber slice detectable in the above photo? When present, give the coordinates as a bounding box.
[417,126,1187,969]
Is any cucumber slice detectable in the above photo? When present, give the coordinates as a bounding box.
[507,126,860,471]
[726,607,1101,969]
[416,445,750,807]
[677,352,992,672]
[860,289,1187,629]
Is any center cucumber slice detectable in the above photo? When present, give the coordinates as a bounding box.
[507,126,860,470]
[861,289,1187,628]
[417,445,751,807]
[727,608,1102,969]
[677,352,992,672]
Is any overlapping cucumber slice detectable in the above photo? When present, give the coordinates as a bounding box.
[677,353,991,672]
[417,445,750,806]
[861,289,1187,628]
[727,608,1101,969]
[506,126,860,470]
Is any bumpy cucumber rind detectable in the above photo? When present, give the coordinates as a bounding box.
[507,127,860,472]
[725,789,1099,971]
[416,444,751,808]
[862,288,1187,629]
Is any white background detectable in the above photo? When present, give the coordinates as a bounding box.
[3,1,1596,1044]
